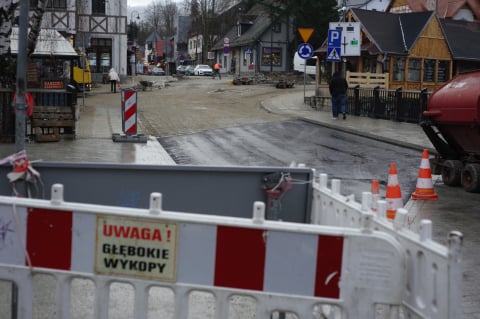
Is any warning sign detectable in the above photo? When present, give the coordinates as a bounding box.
[327,47,341,62]
[95,216,177,281]
[297,28,314,43]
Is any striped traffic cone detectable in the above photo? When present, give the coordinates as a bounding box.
[371,179,380,212]
[386,163,403,220]
[411,149,438,200]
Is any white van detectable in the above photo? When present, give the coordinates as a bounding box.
[293,52,317,76]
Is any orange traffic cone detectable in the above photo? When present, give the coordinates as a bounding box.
[411,149,438,200]
[386,163,403,219]
[371,179,380,211]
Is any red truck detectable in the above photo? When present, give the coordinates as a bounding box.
[421,70,480,192]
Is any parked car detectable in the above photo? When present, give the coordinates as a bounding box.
[193,64,213,76]
[177,65,186,74]
[184,65,195,76]
[152,67,165,76]
[144,65,154,75]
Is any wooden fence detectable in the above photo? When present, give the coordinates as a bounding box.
[346,71,389,88]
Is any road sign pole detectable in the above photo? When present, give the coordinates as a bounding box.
[304,62,307,102]
[296,43,314,102]
[297,28,315,102]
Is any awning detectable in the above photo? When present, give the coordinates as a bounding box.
[9,27,78,56]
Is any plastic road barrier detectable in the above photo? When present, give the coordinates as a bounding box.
[0,184,409,319]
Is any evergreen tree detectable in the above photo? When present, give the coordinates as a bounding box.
[247,0,339,48]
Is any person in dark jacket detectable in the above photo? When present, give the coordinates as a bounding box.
[329,71,349,120]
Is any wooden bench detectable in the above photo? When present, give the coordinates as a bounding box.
[30,105,76,142]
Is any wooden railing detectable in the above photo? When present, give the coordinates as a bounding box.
[346,71,389,88]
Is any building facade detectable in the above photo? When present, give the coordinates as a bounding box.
[211,4,295,75]
[40,0,128,82]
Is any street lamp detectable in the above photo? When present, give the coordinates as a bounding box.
[130,11,140,76]
[130,10,140,23]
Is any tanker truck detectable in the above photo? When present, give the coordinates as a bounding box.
[421,70,480,192]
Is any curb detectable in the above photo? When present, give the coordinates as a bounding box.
[260,99,437,155]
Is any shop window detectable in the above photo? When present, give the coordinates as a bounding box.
[407,58,420,81]
[88,38,112,73]
[87,52,97,69]
[100,53,111,71]
[92,0,106,15]
[393,57,405,81]
[272,22,281,33]
[262,47,281,66]
[438,61,450,82]
[423,59,436,82]
[382,56,389,72]
[362,57,377,73]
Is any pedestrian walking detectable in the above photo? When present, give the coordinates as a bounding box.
[108,68,120,93]
[329,71,349,120]
[213,62,222,79]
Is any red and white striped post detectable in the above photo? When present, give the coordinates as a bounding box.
[122,88,138,135]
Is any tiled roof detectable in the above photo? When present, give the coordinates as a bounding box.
[350,9,434,54]
[439,18,480,60]
[211,4,272,50]
[396,0,480,20]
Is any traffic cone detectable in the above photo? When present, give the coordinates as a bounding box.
[371,179,380,211]
[411,149,438,200]
[386,163,403,220]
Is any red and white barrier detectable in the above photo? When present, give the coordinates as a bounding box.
[311,173,463,319]
[0,184,406,319]
[122,89,137,134]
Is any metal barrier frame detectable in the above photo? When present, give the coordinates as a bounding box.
[311,173,463,319]
[0,163,314,223]
[0,184,407,319]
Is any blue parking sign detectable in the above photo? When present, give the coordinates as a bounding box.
[327,29,342,62]
[328,29,342,48]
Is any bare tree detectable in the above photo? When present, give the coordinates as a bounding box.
[178,0,192,15]
[159,0,178,37]
[0,0,19,55]
[198,0,235,63]
[143,0,178,39]
[144,1,163,36]
[27,0,49,56]
[0,0,48,56]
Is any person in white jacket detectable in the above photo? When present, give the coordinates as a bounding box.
[108,68,120,93]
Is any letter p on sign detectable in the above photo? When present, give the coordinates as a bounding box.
[328,30,342,48]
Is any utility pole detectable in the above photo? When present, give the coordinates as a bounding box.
[15,0,29,152]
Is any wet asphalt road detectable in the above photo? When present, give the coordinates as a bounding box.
[159,119,422,202]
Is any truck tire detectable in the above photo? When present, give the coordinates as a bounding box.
[461,163,480,193]
[441,160,463,186]
[430,158,442,175]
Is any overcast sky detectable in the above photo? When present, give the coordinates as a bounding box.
[128,0,150,7]
[128,0,182,9]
